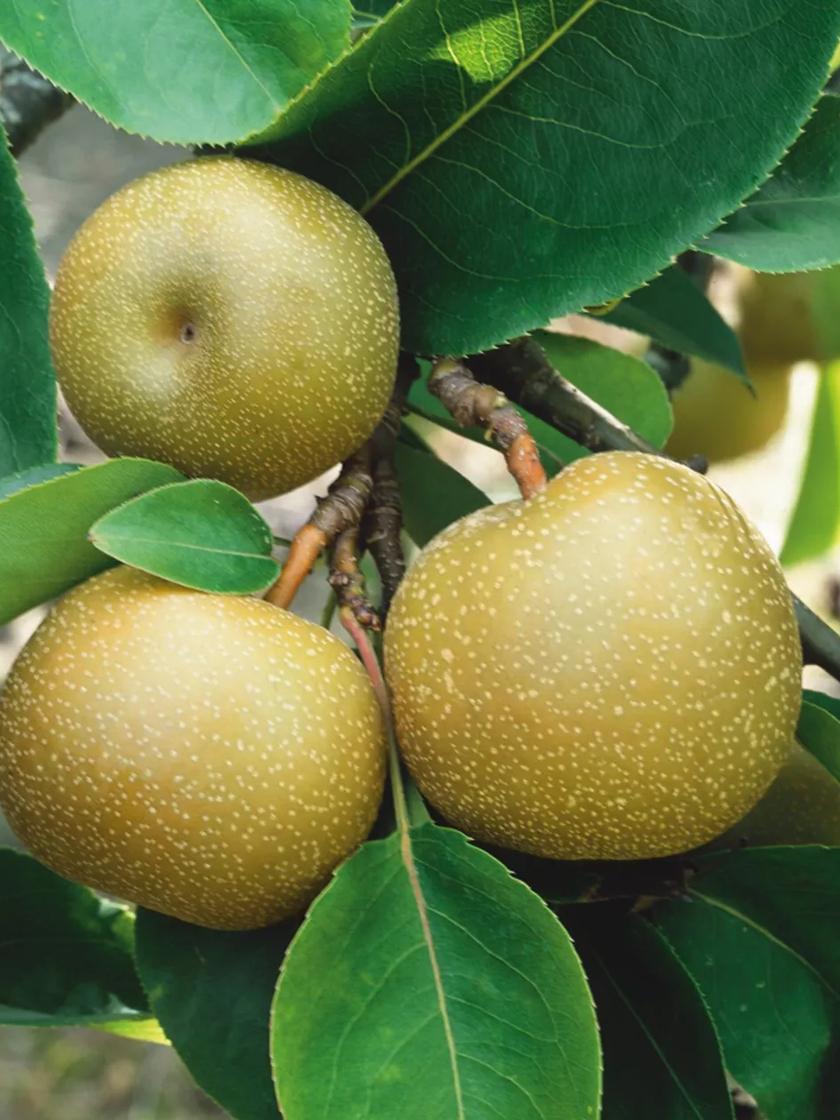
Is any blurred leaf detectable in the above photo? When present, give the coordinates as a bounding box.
[0,457,183,625]
[534,333,673,462]
[272,823,601,1120]
[248,1,840,355]
[135,910,293,1120]
[598,265,746,379]
[654,847,840,1119]
[0,849,152,1030]
[566,909,733,1120]
[798,691,840,779]
[395,439,489,546]
[0,133,56,475]
[706,96,840,272]
[90,479,279,594]
[0,1,351,145]
[780,361,840,566]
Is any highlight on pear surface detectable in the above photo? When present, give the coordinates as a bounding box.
[50,157,400,501]
[0,566,386,930]
[385,452,802,861]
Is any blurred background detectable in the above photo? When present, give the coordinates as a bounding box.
[1,68,837,1120]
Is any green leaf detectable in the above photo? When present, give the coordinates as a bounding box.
[248,1,840,355]
[565,909,733,1120]
[534,333,673,462]
[272,823,601,1120]
[0,848,152,1031]
[0,133,56,474]
[0,462,80,500]
[0,1,351,145]
[654,848,840,1119]
[780,360,840,566]
[90,479,280,595]
[395,439,489,546]
[598,265,746,379]
[0,457,183,625]
[706,95,840,272]
[798,691,840,780]
[135,910,293,1120]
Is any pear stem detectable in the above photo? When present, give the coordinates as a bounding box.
[265,355,416,620]
[429,357,548,499]
[339,607,409,833]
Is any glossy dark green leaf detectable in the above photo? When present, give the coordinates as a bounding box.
[566,909,733,1120]
[0,457,183,624]
[249,1,840,354]
[0,848,152,1031]
[598,265,746,379]
[706,96,840,272]
[0,1,351,145]
[798,691,840,780]
[135,910,293,1120]
[272,823,601,1120]
[0,133,56,474]
[654,847,840,1120]
[395,439,489,546]
[780,360,840,566]
[90,479,280,594]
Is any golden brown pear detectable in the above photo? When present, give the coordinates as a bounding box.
[50,158,399,500]
[667,358,791,463]
[385,452,801,861]
[712,742,840,849]
[0,567,385,929]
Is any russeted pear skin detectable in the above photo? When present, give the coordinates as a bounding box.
[50,157,399,500]
[0,567,386,929]
[385,452,802,860]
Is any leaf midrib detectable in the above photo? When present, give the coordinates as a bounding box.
[400,828,466,1118]
[91,532,273,561]
[360,0,602,214]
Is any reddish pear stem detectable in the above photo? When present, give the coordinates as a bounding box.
[429,357,548,499]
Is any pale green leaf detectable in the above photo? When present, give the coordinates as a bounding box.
[780,360,840,566]
[90,479,280,594]
[0,457,183,624]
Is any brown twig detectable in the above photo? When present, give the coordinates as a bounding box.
[472,334,840,683]
[363,354,417,614]
[429,357,548,499]
[469,337,662,458]
[329,524,380,630]
[264,448,373,610]
[265,356,417,618]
